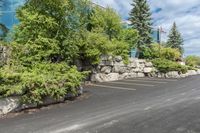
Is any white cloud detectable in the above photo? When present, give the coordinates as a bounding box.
[92,0,200,56]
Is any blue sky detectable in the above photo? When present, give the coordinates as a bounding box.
[93,0,200,56]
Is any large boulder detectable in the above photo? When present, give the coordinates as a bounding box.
[187,70,198,76]
[196,69,200,74]
[180,73,189,78]
[131,68,142,73]
[91,73,119,82]
[0,96,20,115]
[115,56,123,62]
[145,62,153,67]
[101,66,112,74]
[119,73,129,79]
[129,72,137,78]
[166,71,181,78]
[101,55,113,61]
[99,60,114,66]
[157,72,166,78]
[143,67,153,73]
[137,73,145,77]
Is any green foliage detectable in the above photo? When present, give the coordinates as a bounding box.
[118,28,139,51]
[83,32,112,65]
[141,44,181,61]
[0,0,89,104]
[0,63,87,104]
[91,7,122,40]
[129,0,153,47]
[185,55,200,67]
[81,32,130,65]
[0,0,9,40]
[152,58,188,74]
[167,22,184,54]
[111,39,129,64]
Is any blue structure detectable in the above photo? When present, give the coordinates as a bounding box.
[0,0,25,29]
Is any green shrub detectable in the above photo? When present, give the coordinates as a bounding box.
[111,39,129,64]
[142,44,181,61]
[152,58,188,74]
[185,55,200,67]
[0,63,87,104]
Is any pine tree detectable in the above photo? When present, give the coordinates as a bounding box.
[129,0,153,47]
[167,22,184,54]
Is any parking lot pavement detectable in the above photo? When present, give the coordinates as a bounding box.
[89,77,178,91]
[1,76,200,133]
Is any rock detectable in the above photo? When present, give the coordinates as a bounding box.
[119,67,127,74]
[91,73,119,82]
[91,73,104,82]
[99,60,114,66]
[137,73,145,77]
[0,96,20,115]
[129,72,137,78]
[157,72,165,78]
[114,61,125,67]
[145,62,153,67]
[104,73,120,82]
[128,62,137,68]
[115,56,123,62]
[143,67,153,73]
[187,70,197,76]
[196,69,200,74]
[180,73,189,78]
[131,68,142,73]
[166,71,180,78]
[119,73,129,79]
[138,59,146,63]
[101,66,112,74]
[101,55,112,61]
[77,86,83,95]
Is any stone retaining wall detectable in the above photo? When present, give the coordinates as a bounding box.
[0,87,83,116]
[91,56,200,82]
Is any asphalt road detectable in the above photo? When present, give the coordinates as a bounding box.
[1,76,200,133]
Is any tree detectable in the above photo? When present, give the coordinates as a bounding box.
[185,55,200,67]
[129,0,153,47]
[0,0,8,40]
[91,7,122,40]
[0,0,87,104]
[119,28,139,51]
[167,22,184,54]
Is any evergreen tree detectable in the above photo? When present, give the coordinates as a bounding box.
[167,22,184,54]
[129,0,153,47]
[0,0,8,40]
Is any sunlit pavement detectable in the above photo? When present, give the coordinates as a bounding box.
[1,76,200,133]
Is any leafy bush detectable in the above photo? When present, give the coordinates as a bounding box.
[91,7,122,40]
[0,63,87,104]
[142,44,181,61]
[118,28,139,51]
[111,39,129,64]
[83,32,112,65]
[185,55,200,67]
[152,58,188,74]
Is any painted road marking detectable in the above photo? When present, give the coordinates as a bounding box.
[91,84,136,91]
[52,124,82,133]
[123,79,167,84]
[108,81,155,87]
[135,78,178,82]
[144,106,152,111]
